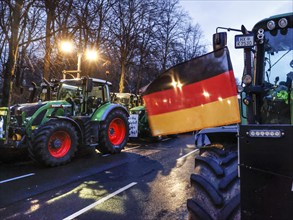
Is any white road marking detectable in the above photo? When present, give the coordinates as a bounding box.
[177,149,199,161]
[63,182,138,220]
[161,138,171,142]
[0,173,35,184]
[124,145,141,151]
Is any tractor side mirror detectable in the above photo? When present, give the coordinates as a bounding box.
[213,32,227,51]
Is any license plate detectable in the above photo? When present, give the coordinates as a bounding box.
[235,34,254,48]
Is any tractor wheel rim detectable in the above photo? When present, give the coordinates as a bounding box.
[108,118,126,145]
[48,131,71,158]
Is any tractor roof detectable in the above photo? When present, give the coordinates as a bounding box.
[60,78,112,85]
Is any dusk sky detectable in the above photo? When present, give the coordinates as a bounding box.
[179,0,293,80]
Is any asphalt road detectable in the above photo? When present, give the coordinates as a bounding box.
[0,133,198,220]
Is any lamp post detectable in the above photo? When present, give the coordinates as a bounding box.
[76,52,82,78]
[60,41,98,79]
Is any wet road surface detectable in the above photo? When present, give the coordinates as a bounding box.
[0,133,198,220]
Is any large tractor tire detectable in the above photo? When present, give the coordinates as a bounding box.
[97,109,129,154]
[187,145,240,220]
[28,120,78,167]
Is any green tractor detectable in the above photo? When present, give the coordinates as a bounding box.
[111,92,143,111]
[0,76,129,166]
[109,92,158,140]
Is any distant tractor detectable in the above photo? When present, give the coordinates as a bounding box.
[110,92,159,140]
[187,13,293,219]
[111,92,143,110]
[0,76,129,166]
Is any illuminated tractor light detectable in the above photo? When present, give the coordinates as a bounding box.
[243,96,252,106]
[12,133,22,141]
[247,129,283,138]
[267,20,276,30]
[278,18,288,28]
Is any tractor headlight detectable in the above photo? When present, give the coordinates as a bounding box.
[247,129,283,138]
[267,20,276,30]
[278,18,288,28]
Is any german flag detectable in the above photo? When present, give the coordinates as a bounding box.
[143,47,240,136]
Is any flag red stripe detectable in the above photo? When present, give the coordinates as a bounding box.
[143,70,237,116]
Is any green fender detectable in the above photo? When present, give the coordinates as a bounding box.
[25,100,71,136]
[47,116,84,141]
[91,102,129,122]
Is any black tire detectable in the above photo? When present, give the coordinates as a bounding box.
[28,120,78,167]
[97,109,129,154]
[187,145,240,220]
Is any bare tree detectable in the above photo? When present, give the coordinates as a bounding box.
[0,0,208,105]
[155,0,184,72]
[0,0,36,106]
[131,0,159,93]
[43,0,57,80]
[180,22,206,61]
[106,0,150,92]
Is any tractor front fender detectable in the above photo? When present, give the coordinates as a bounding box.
[194,125,238,148]
[92,103,129,122]
[47,116,83,141]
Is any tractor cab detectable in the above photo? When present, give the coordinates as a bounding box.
[234,14,293,125]
[213,14,293,125]
[255,19,292,124]
[57,77,112,115]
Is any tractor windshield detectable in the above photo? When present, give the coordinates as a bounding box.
[263,28,293,84]
[58,80,109,102]
[261,27,293,124]
[58,81,83,100]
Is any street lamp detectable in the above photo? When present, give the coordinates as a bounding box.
[85,49,99,61]
[60,41,98,79]
[60,41,74,53]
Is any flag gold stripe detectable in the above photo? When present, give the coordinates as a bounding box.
[148,96,240,136]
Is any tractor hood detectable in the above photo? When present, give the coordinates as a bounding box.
[10,100,71,118]
[130,105,145,112]
[10,102,46,117]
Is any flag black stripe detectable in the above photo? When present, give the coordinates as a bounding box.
[144,47,232,95]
